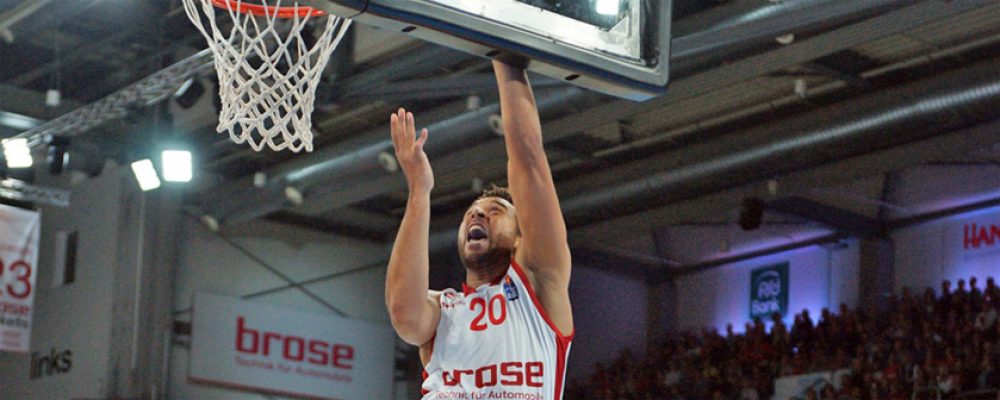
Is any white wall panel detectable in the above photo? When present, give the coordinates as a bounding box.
[674,243,859,334]
[0,164,124,399]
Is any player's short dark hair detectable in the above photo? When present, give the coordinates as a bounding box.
[477,184,513,205]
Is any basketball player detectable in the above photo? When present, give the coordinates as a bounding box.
[386,60,574,400]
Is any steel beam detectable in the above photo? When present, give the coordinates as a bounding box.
[766,196,885,237]
[670,0,916,61]
[2,0,108,43]
[805,61,870,88]
[557,59,1000,226]
[329,44,474,101]
[0,178,70,207]
[579,116,1000,264]
[264,207,399,243]
[289,0,995,219]
[0,0,56,36]
[889,196,1000,229]
[7,29,136,87]
[0,83,82,118]
[655,233,849,284]
[545,0,994,147]
[198,0,947,221]
[13,49,215,147]
[571,245,676,282]
[338,73,565,103]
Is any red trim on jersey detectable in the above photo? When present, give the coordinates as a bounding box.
[421,370,430,396]
[554,335,572,400]
[421,322,437,395]
[509,260,574,341]
[461,273,505,296]
[510,260,573,400]
[461,283,475,296]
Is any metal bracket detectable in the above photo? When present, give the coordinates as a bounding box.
[14,49,215,148]
[0,178,70,207]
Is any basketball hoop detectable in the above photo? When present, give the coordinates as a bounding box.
[181,0,352,152]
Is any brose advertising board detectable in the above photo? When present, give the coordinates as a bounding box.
[189,292,395,399]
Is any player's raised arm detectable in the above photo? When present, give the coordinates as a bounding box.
[493,60,573,331]
[385,108,440,346]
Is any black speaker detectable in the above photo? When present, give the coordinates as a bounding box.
[174,78,206,109]
[47,138,69,175]
[0,151,7,179]
[739,197,765,231]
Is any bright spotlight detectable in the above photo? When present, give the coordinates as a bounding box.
[130,159,161,191]
[161,150,192,182]
[2,138,33,169]
[595,0,619,16]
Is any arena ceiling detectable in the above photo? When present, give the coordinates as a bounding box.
[1,0,999,281]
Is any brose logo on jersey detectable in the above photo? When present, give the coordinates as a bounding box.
[441,289,466,309]
[443,361,544,389]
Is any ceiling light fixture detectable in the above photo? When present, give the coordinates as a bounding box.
[595,0,619,16]
[161,149,193,182]
[130,159,161,191]
[2,138,33,169]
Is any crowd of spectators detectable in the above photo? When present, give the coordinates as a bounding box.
[566,276,1000,399]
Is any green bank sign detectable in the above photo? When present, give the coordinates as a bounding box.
[750,263,789,320]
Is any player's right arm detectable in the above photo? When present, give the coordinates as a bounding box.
[386,108,440,346]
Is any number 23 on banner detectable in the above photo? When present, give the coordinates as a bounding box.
[0,258,33,299]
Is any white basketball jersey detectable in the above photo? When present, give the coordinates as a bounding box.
[421,261,573,400]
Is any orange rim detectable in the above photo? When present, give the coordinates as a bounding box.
[209,0,326,18]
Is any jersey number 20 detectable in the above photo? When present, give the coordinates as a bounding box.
[470,294,507,331]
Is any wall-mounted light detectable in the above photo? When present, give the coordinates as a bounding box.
[595,0,619,16]
[161,149,192,182]
[284,186,304,206]
[130,159,161,191]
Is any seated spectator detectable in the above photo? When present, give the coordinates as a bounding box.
[976,300,998,332]
[938,364,966,395]
[570,275,999,399]
[737,377,759,400]
[980,355,999,390]
[888,382,908,400]
[819,384,836,400]
[971,276,983,305]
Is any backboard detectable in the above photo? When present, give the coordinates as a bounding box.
[307,0,671,100]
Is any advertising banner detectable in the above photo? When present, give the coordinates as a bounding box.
[0,205,40,353]
[189,292,395,400]
[772,369,849,400]
[750,262,789,320]
[958,218,1000,258]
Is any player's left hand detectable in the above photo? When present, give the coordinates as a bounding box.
[390,108,434,194]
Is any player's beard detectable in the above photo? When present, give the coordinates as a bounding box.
[459,243,512,274]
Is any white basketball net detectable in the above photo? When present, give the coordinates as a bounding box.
[181,0,351,152]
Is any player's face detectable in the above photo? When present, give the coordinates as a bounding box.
[457,197,519,267]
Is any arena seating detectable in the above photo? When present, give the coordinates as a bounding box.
[567,276,1000,400]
